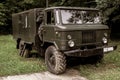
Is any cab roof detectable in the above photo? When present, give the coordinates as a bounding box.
[45,7,99,11]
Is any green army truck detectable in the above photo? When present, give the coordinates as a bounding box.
[12,7,117,74]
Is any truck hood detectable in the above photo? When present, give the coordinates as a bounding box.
[56,24,109,31]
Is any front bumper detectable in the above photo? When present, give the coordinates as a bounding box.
[64,45,117,57]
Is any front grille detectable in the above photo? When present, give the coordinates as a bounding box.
[82,31,96,43]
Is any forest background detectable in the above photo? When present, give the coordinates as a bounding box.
[0,0,120,37]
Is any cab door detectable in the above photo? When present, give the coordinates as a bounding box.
[42,10,56,42]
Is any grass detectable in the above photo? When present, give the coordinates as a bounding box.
[0,35,46,76]
[74,40,120,80]
[0,35,120,80]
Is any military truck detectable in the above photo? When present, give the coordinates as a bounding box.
[12,7,117,74]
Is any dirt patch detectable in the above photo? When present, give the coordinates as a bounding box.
[1,69,88,80]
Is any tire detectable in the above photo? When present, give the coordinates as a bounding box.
[19,41,30,58]
[19,41,24,56]
[23,49,30,58]
[45,46,66,74]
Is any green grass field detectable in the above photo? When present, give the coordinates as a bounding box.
[74,40,120,80]
[0,35,46,76]
[0,35,120,80]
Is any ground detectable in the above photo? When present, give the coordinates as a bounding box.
[0,69,87,80]
[0,35,120,80]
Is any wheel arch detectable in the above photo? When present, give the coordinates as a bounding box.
[17,38,33,50]
[24,42,33,51]
[43,41,59,51]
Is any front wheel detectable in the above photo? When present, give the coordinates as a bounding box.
[45,46,66,74]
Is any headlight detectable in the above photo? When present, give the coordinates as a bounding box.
[102,37,108,44]
[68,40,75,47]
[67,35,72,39]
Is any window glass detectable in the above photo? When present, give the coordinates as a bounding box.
[60,9,101,24]
[61,10,82,24]
[47,11,54,24]
[82,11,101,24]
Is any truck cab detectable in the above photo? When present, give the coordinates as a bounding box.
[41,7,116,55]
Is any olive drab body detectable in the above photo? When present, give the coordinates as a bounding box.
[12,7,117,74]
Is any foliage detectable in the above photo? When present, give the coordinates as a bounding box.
[48,0,96,7]
[96,0,120,34]
[0,0,46,34]
[0,0,96,33]
[0,0,120,35]
[0,3,5,26]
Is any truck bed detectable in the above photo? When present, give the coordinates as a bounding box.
[12,8,44,43]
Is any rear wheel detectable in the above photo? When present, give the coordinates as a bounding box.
[19,41,24,56]
[23,49,30,58]
[45,46,66,74]
[19,41,30,58]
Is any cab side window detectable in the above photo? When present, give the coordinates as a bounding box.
[46,11,54,24]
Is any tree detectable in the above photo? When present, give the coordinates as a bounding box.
[48,0,96,7]
[0,0,96,34]
[0,0,46,34]
[96,0,120,35]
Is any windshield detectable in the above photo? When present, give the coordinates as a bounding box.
[60,9,101,24]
